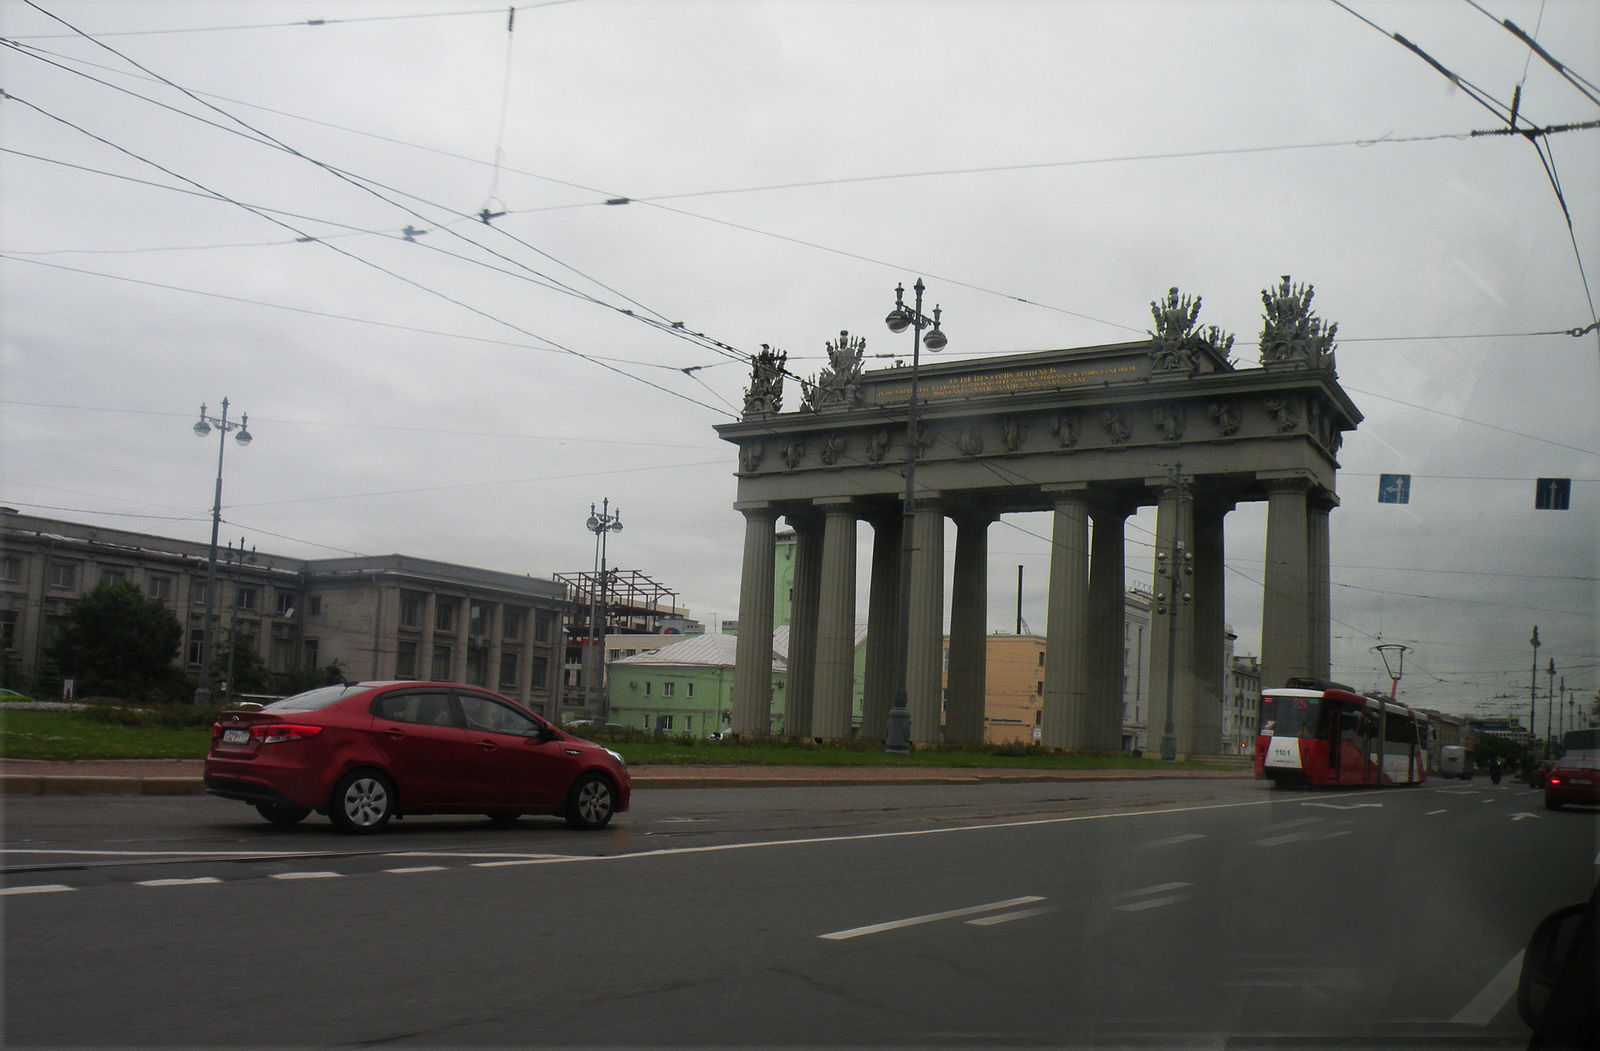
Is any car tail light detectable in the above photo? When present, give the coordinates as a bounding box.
[251,723,324,745]
[211,722,223,739]
[1548,775,1563,787]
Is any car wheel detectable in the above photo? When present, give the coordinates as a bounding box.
[564,772,616,830]
[254,801,311,826]
[328,770,394,833]
[484,811,521,825]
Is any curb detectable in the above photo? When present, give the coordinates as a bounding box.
[1,767,1249,796]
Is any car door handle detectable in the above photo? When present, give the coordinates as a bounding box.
[383,728,406,739]
[475,739,497,751]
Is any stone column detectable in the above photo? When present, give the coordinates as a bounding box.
[732,503,777,735]
[1309,490,1336,682]
[861,512,901,743]
[1190,497,1232,755]
[1042,486,1090,749]
[946,509,991,745]
[784,511,823,738]
[488,603,504,693]
[814,499,859,739]
[1087,502,1130,751]
[1148,479,1196,757]
[907,501,946,744]
[1260,476,1312,693]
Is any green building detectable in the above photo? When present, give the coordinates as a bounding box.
[608,625,866,736]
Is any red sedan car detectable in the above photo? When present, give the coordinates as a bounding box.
[205,681,629,833]
[1544,757,1600,811]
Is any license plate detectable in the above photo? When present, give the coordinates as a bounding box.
[222,729,250,745]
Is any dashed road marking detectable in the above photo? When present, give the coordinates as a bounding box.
[1,884,74,896]
[271,871,341,881]
[1451,951,1523,1025]
[137,877,221,887]
[819,896,1046,940]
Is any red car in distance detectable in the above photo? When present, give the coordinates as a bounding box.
[1544,757,1600,811]
[205,681,629,833]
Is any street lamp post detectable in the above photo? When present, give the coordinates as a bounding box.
[882,278,947,755]
[192,399,252,705]
[1529,626,1540,756]
[1154,467,1193,762]
[1546,658,1556,757]
[585,499,622,721]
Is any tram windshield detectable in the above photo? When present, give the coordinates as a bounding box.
[1259,695,1328,739]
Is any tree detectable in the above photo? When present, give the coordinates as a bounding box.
[46,582,184,700]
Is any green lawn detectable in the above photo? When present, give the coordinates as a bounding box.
[0,706,1225,771]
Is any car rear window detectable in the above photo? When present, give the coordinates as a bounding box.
[264,684,366,712]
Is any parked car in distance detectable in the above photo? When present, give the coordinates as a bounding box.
[1544,756,1600,811]
[205,681,629,833]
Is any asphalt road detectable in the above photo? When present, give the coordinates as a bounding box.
[4,777,1595,1047]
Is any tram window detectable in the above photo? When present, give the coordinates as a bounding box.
[1260,697,1326,738]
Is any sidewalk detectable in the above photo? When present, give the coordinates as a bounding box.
[0,757,1250,795]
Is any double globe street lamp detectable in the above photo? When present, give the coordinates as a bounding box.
[192,398,252,705]
[585,499,623,720]
[883,278,947,754]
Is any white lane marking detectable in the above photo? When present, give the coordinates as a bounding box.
[1117,882,1192,899]
[1255,830,1313,846]
[137,877,221,887]
[473,856,583,868]
[1510,813,1541,822]
[385,866,447,874]
[1114,882,1194,912]
[1,848,347,859]
[1140,833,1206,849]
[270,871,341,881]
[0,884,74,896]
[1451,951,1523,1025]
[1427,809,1449,815]
[967,906,1055,927]
[1302,802,1383,811]
[1261,817,1323,832]
[819,896,1046,940]
[1117,895,1186,912]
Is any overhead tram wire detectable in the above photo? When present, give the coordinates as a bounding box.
[1,93,731,420]
[10,5,762,379]
[6,3,584,40]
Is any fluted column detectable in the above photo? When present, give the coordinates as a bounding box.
[1190,497,1232,755]
[906,501,946,743]
[1148,480,1196,757]
[1309,490,1336,682]
[732,503,777,735]
[1087,502,1130,751]
[1260,476,1312,693]
[946,509,991,745]
[784,511,823,738]
[814,499,859,739]
[1042,486,1090,749]
[862,512,901,741]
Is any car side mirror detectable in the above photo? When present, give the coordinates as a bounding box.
[1518,902,1586,1028]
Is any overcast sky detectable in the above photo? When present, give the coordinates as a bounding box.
[2,0,1596,720]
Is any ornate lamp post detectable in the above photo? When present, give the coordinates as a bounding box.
[882,278,947,755]
[585,499,622,720]
[192,399,252,705]
[1154,467,1193,762]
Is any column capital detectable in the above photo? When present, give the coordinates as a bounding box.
[1256,471,1313,493]
[734,500,778,517]
[1309,488,1340,512]
[814,496,858,509]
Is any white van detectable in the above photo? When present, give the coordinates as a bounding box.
[1439,745,1473,779]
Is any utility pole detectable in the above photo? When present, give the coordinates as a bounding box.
[1529,626,1540,757]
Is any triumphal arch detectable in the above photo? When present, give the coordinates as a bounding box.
[714,280,1360,756]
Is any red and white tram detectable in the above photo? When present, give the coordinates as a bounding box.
[1254,680,1428,788]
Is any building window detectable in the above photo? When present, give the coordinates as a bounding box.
[236,586,258,612]
[400,592,423,629]
[469,600,491,637]
[147,574,173,602]
[431,644,452,680]
[0,556,20,583]
[435,601,457,634]
[303,639,319,668]
[498,652,519,690]
[101,568,127,586]
[466,644,489,687]
[534,612,554,644]
[396,641,417,678]
[687,682,695,698]
[502,607,524,641]
[48,562,77,590]
[644,681,651,696]
[663,681,675,698]
[308,595,322,618]
[275,591,295,616]
[187,627,204,667]
[529,656,548,692]
[0,609,17,649]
